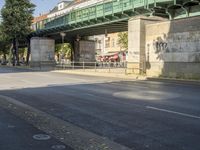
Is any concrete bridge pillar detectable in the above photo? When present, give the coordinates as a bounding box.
[127,16,165,74]
[30,37,55,69]
[74,40,96,62]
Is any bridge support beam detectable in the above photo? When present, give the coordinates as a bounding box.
[127,16,165,74]
[30,37,55,69]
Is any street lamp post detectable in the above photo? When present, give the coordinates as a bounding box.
[60,32,66,43]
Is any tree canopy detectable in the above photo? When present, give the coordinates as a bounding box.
[1,0,35,40]
[55,43,72,61]
[118,32,128,51]
[0,25,9,62]
[1,0,35,65]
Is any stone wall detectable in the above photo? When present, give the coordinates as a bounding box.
[145,16,200,79]
[30,37,55,68]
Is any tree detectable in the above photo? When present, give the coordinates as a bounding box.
[0,25,9,64]
[118,32,128,50]
[55,43,72,62]
[1,0,35,66]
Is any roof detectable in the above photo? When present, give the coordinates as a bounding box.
[58,0,73,4]
[32,13,48,23]
[49,0,90,14]
[49,0,73,14]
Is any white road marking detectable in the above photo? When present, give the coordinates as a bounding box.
[146,106,200,120]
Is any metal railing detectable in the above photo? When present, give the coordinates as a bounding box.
[56,61,128,74]
[55,61,147,75]
[42,0,174,30]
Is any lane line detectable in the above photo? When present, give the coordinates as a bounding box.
[146,106,200,120]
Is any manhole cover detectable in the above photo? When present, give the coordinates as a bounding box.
[51,145,66,150]
[8,125,15,128]
[33,134,51,140]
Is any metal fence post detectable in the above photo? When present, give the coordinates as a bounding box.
[109,62,111,73]
[95,62,97,72]
[83,61,85,71]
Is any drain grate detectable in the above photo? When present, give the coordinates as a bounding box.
[33,134,51,140]
[51,145,66,150]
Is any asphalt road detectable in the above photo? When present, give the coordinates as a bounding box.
[0,66,200,150]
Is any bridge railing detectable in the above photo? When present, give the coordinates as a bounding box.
[44,0,152,30]
[34,0,177,31]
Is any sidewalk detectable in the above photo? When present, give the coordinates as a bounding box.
[0,95,131,150]
[52,69,147,80]
[2,65,200,84]
[147,77,200,85]
[52,69,200,85]
[0,107,72,150]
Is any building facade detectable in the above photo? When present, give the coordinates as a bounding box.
[47,0,108,21]
[88,32,128,62]
[31,13,48,31]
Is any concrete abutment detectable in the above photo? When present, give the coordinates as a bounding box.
[127,16,200,79]
[30,37,55,69]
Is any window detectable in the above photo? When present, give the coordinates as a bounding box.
[112,39,115,47]
[105,37,110,48]
[58,3,64,10]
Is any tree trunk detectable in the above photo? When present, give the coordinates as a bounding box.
[3,52,7,62]
[12,39,16,66]
[26,39,31,65]
[15,38,20,66]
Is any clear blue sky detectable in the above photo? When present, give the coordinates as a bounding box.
[0,0,60,17]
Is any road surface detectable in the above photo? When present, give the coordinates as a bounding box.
[0,66,200,150]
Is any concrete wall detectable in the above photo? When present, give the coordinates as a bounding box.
[74,40,95,62]
[145,16,200,79]
[30,37,55,68]
[127,16,166,74]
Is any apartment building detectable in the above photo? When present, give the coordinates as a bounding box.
[31,13,48,31]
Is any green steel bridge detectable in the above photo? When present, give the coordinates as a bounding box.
[32,0,200,40]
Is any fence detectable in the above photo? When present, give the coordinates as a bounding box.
[55,60,147,75]
[56,61,128,74]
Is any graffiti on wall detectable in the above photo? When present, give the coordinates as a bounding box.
[148,32,200,62]
[153,34,169,54]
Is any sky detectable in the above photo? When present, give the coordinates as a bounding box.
[0,0,60,17]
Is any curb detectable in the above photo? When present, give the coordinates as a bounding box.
[0,95,131,150]
[52,70,147,80]
[147,77,200,86]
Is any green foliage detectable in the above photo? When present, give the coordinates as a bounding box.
[19,47,27,57]
[118,32,128,50]
[0,25,9,58]
[1,0,35,40]
[55,43,72,59]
